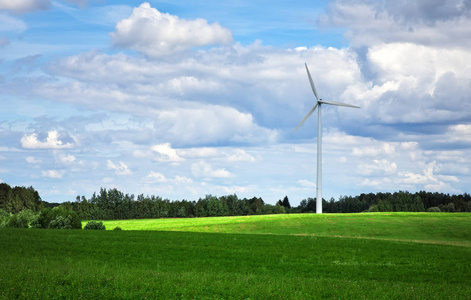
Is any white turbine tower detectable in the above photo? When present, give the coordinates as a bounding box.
[293,63,360,214]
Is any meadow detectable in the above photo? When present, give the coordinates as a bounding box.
[1,213,470,299]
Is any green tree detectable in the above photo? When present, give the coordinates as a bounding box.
[274,203,286,214]
[282,196,291,209]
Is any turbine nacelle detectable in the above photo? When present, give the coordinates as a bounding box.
[292,64,360,134]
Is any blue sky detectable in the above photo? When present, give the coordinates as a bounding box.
[1,0,470,205]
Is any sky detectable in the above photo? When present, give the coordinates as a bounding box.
[1,0,471,205]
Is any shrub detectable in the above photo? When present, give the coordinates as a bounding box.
[29,214,41,228]
[0,209,9,228]
[427,207,441,212]
[5,214,29,228]
[49,215,73,229]
[35,208,52,228]
[368,205,379,212]
[84,221,106,230]
[113,226,122,230]
[35,207,82,229]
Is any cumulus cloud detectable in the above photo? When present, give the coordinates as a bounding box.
[110,2,233,57]
[146,171,167,183]
[357,159,397,176]
[225,149,256,162]
[151,143,184,162]
[314,0,471,130]
[154,106,278,146]
[397,162,460,192]
[191,161,233,178]
[55,152,76,164]
[25,156,41,164]
[448,124,471,143]
[137,144,256,168]
[145,171,194,186]
[297,179,316,188]
[319,0,471,48]
[352,142,396,157]
[42,170,65,179]
[21,131,74,149]
[0,0,50,14]
[107,160,132,175]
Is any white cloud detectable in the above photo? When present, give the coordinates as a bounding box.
[223,185,250,194]
[352,143,395,157]
[173,175,193,185]
[225,149,256,162]
[57,153,76,164]
[146,171,167,183]
[297,179,316,188]
[357,159,397,176]
[191,161,233,178]
[367,43,471,89]
[146,173,193,185]
[397,161,460,192]
[0,0,50,14]
[20,131,73,149]
[153,106,279,146]
[151,143,184,162]
[139,145,256,166]
[179,147,220,158]
[25,156,41,164]
[448,124,471,143]
[39,45,365,147]
[110,2,233,57]
[319,0,471,48]
[42,170,65,179]
[107,160,132,175]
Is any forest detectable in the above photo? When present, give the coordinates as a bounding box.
[1,182,470,224]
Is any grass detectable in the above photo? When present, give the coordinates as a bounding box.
[94,212,471,247]
[1,213,470,299]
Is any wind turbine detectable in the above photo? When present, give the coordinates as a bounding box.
[293,63,360,214]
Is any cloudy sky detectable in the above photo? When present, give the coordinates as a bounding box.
[1,0,470,205]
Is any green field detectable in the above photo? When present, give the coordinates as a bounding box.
[1,213,470,299]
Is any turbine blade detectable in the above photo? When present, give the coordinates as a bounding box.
[305,63,319,101]
[292,103,318,134]
[320,100,360,109]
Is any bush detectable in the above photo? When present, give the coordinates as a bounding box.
[35,207,82,229]
[368,205,379,212]
[113,226,122,230]
[0,209,9,228]
[49,215,73,229]
[427,207,441,212]
[84,221,106,230]
[5,214,29,228]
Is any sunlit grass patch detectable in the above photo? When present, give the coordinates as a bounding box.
[90,212,471,246]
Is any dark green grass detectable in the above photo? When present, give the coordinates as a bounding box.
[1,224,470,299]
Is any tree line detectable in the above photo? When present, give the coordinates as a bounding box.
[1,182,470,225]
[67,189,286,220]
[65,188,470,220]
[311,191,471,213]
